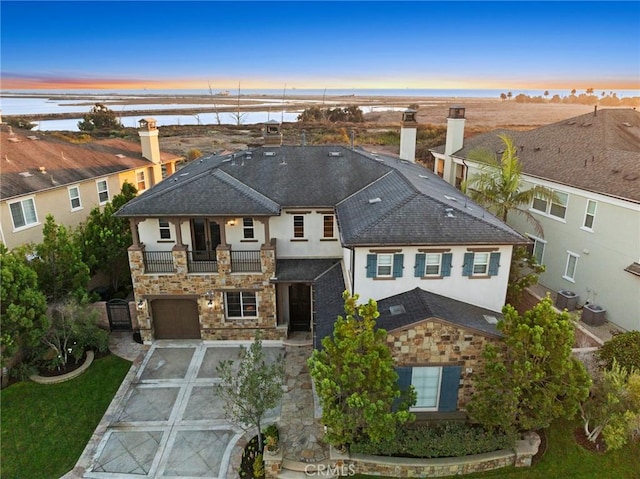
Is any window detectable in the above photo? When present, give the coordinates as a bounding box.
[293,215,304,238]
[366,253,404,278]
[96,179,109,204]
[9,197,38,230]
[564,252,579,282]
[243,218,254,239]
[323,215,334,238]
[583,200,597,230]
[531,189,568,220]
[225,292,257,318]
[136,171,146,191]
[396,365,461,412]
[462,252,501,277]
[68,186,82,211]
[436,159,444,178]
[527,235,547,265]
[158,218,171,240]
[414,252,453,277]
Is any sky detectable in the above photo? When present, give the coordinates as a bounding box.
[1,1,639,91]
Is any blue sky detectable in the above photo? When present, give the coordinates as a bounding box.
[1,1,639,90]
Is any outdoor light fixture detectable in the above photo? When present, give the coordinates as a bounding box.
[227,218,236,226]
[137,299,145,310]
[206,291,214,309]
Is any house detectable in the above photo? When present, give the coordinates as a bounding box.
[0,118,180,250]
[430,107,640,332]
[116,118,527,412]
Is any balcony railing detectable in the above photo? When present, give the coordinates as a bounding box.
[188,250,218,273]
[231,250,262,273]
[143,250,175,273]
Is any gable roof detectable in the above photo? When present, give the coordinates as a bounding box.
[0,127,179,200]
[116,144,525,246]
[375,287,502,337]
[432,108,640,203]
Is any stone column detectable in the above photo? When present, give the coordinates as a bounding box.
[170,218,184,246]
[129,218,142,247]
[256,217,271,248]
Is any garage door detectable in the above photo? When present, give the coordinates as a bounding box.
[152,299,201,339]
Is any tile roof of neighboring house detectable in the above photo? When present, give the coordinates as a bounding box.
[117,145,525,245]
[431,108,640,203]
[376,287,502,337]
[312,261,347,349]
[274,258,342,283]
[0,128,179,200]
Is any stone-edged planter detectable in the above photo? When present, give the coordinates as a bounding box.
[30,351,94,384]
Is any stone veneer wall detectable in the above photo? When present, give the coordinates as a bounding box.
[129,242,284,342]
[387,319,501,408]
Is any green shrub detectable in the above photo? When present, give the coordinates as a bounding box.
[263,423,279,441]
[351,422,516,458]
[598,331,640,372]
[253,453,264,479]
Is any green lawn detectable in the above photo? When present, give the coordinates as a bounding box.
[1,354,132,479]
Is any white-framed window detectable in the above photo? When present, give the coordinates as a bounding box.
[527,235,547,265]
[563,251,580,282]
[293,215,304,238]
[462,251,501,277]
[531,189,568,220]
[136,170,146,191]
[158,218,171,240]
[225,291,257,318]
[424,253,442,276]
[9,197,38,230]
[68,186,82,211]
[243,218,254,239]
[583,200,597,230]
[96,179,109,204]
[473,252,490,275]
[367,253,404,279]
[377,254,393,277]
[411,367,442,410]
[323,215,334,238]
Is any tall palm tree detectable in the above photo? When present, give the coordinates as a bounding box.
[462,134,556,237]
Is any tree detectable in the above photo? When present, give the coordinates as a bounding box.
[462,133,557,236]
[216,333,284,450]
[308,291,414,447]
[32,215,90,302]
[586,88,595,95]
[580,360,640,450]
[544,90,550,99]
[507,92,512,100]
[500,93,507,101]
[506,245,545,305]
[467,296,591,434]
[597,331,640,373]
[0,244,48,366]
[77,103,123,132]
[571,88,577,95]
[75,182,137,293]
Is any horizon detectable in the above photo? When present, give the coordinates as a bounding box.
[1,1,639,91]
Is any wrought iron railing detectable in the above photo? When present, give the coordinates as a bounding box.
[142,250,175,273]
[187,250,218,273]
[231,250,262,273]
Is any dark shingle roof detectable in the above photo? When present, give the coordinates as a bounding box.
[274,258,341,282]
[376,287,502,337]
[312,262,347,349]
[432,109,640,203]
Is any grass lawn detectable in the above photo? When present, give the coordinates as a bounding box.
[1,354,131,479]
[357,418,640,479]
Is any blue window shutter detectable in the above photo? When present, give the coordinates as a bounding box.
[393,254,404,278]
[462,252,474,277]
[414,253,426,277]
[438,366,462,412]
[441,253,453,277]
[393,367,413,411]
[366,254,377,278]
[489,252,501,276]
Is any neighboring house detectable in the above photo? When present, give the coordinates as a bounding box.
[0,118,180,250]
[431,107,640,332]
[116,119,527,412]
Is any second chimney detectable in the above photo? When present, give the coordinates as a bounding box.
[399,109,417,162]
[138,118,161,164]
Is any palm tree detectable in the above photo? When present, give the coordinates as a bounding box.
[507,91,513,100]
[462,134,556,237]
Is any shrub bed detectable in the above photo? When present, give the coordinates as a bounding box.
[351,422,516,459]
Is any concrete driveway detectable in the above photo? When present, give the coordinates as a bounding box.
[82,341,283,479]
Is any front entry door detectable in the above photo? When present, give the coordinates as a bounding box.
[191,219,221,260]
[289,283,311,332]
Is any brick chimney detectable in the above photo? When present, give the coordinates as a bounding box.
[263,120,283,146]
[443,106,466,185]
[399,109,417,162]
[138,118,161,164]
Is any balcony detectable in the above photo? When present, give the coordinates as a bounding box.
[188,250,218,273]
[142,250,175,273]
[231,250,261,273]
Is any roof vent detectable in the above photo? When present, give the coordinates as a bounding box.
[19,171,33,177]
[263,151,277,157]
[115,154,126,158]
[39,166,47,174]
[368,197,382,204]
[7,137,20,143]
[27,135,39,140]
[418,174,429,179]
[567,120,577,125]
[444,195,458,202]
[179,172,189,176]
[582,122,593,127]
[328,151,342,157]
[483,315,498,325]
[622,122,632,127]
[389,305,406,315]
[445,208,455,218]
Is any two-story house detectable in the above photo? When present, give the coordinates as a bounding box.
[116,121,528,412]
[431,107,640,333]
[0,118,179,249]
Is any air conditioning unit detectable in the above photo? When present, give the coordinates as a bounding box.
[556,290,578,311]
[581,304,606,326]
